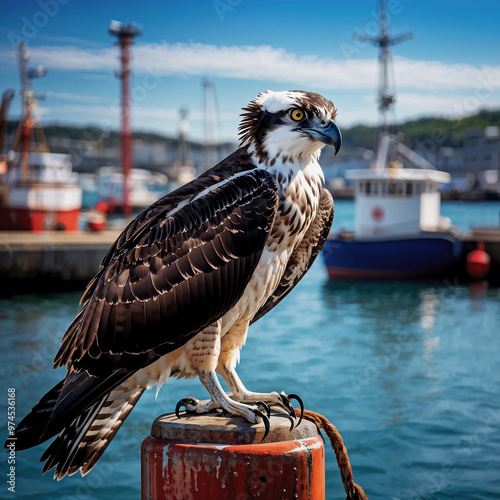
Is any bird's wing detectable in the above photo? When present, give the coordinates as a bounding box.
[54,151,279,376]
[80,147,265,304]
[251,188,333,323]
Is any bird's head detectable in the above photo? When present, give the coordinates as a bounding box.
[239,90,341,165]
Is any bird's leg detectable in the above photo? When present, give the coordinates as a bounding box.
[175,371,271,437]
[217,364,304,426]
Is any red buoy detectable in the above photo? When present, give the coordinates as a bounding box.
[142,412,325,500]
[466,242,491,280]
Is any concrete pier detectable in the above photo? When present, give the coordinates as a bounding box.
[0,230,120,293]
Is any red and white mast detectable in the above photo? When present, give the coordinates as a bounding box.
[109,21,141,217]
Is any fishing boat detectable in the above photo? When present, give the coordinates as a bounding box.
[323,159,462,279]
[0,152,81,232]
[323,1,462,280]
[0,42,81,233]
[96,166,168,211]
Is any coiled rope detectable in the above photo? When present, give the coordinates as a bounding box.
[296,408,368,500]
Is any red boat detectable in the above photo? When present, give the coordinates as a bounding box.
[0,42,81,232]
[0,153,81,232]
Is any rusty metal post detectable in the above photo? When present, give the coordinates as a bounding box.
[142,412,325,500]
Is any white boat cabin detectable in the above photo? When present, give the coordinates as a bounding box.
[346,168,451,238]
[6,152,77,185]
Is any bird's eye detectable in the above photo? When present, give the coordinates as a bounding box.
[290,109,305,121]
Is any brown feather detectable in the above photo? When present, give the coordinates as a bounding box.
[252,188,334,323]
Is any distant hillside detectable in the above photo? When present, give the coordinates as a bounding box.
[342,109,500,150]
[6,108,500,151]
[44,124,180,147]
[5,121,199,148]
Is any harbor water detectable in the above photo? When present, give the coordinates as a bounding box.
[1,200,500,499]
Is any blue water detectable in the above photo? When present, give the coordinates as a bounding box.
[1,201,500,499]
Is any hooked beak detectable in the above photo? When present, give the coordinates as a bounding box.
[301,119,342,155]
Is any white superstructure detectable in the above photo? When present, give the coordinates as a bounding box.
[347,167,451,238]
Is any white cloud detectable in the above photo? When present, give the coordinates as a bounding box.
[2,42,499,93]
[396,92,500,120]
[44,91,107,103]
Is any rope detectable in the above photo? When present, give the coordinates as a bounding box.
[296,408,368,500]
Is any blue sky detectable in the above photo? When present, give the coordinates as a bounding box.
[1,0,500,142]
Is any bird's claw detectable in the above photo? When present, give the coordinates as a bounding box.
[277,392,304,427]
[175,397,199,418]
[254,401,271,418]
[270,410,296,431]
[253,408,270,439]
[287,393,304,427]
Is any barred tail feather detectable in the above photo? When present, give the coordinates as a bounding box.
[8,380,65,451]
[41,385,145,480]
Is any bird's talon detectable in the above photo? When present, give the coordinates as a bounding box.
[277,393,296,418]
[287,393,304,426]
[256,401,271,417]
[175,397,199,418]
[270,411,295,431]
[253,409,270,440]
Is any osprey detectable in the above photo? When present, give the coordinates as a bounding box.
[7,90,341,479]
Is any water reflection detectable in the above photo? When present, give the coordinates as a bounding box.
[320,276,500,499]
[319,279,472,416]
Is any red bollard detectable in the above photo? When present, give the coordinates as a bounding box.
[142,412,325,500]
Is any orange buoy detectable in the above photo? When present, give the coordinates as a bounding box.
[141,412,325,500]
[466,242,491,280]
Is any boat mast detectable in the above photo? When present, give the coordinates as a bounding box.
[174,106,194,170]
[354,0,412,172]
[0,89,15,161]
[202,79,218,173]
[13,42,47,181]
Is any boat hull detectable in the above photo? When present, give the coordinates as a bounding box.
[0,206,80,232]
[323,232,462,279]
[0,184,81,232]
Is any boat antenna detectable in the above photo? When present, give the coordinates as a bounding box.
[354,0,412,170]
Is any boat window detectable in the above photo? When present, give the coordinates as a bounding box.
[365,182,371,195]
[406,183,413,196]
[397,183,404,197]
[388,183,397,195]
[373,182,379,195]
[359,182,364,194]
